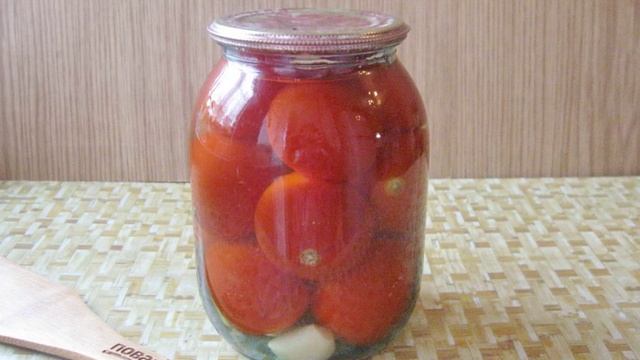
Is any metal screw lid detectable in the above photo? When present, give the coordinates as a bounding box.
[208,8,410,53]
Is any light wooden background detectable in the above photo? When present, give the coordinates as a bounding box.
[1,0,639,181]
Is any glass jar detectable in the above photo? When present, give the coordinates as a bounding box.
[191,9,429,360]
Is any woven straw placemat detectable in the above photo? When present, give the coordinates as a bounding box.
[0,178,638,359]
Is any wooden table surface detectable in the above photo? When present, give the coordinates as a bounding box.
[0,178,638,360]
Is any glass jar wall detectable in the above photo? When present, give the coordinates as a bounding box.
[191,9,429,360]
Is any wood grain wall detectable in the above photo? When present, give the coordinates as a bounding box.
[1,0,639,181]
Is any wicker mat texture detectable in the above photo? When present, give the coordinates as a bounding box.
[0,178,638,359]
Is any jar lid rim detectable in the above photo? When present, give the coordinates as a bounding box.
[208,8,410,53]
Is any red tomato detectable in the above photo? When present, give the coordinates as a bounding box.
[313,239,417,345]
[358,61,426,132]
[376,127,427,180]
[205,240,312,335]
[254,172,374,280]
[266,82,379,182]
[355,62,428,180]
[197,62,285,142]
[191,131,287,242]
[371,159,428,234]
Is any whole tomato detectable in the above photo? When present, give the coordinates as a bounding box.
[266,82,379,183]
[191,130,287,242]
[357,61,428,180]
[313,239,418,345]
[254,172,374,280]
[358,61,425,132]
[205,240,312,335]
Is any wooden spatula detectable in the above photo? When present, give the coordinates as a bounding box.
[0,256,168,360]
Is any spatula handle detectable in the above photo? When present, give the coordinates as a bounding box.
[0,257,168,360]
[1,333,165,360]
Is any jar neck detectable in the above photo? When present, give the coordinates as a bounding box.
[222,46,397,75]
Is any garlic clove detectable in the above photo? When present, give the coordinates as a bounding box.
[268,324,336,360]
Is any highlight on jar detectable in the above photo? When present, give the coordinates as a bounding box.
[190,9,429,360]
